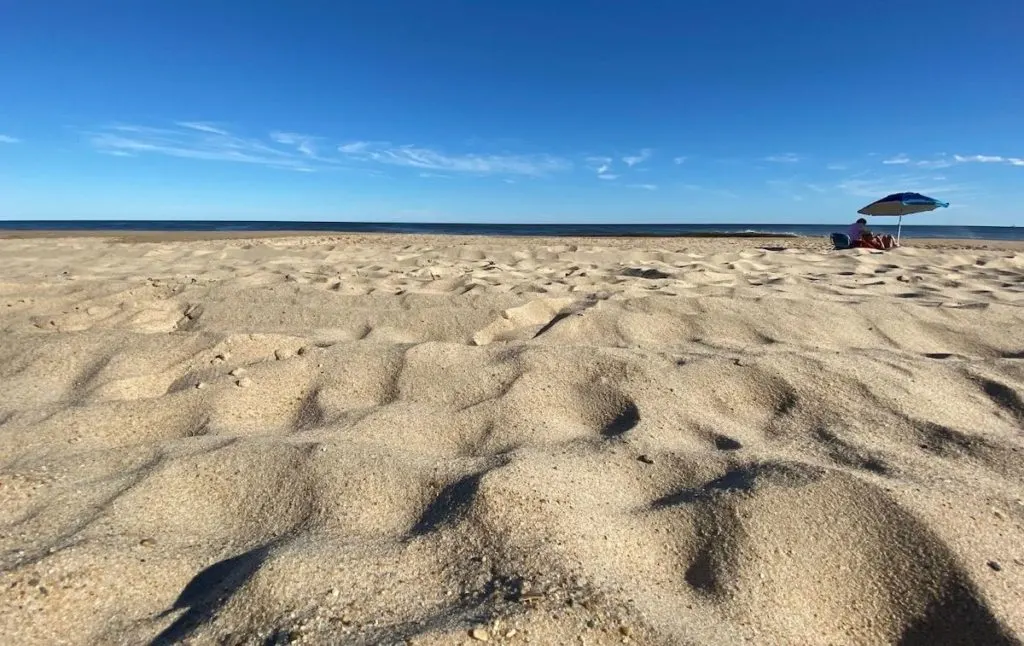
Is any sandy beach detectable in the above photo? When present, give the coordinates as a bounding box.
[1,232,1023,645]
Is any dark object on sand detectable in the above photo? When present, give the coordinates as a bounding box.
[621,267,672,279]
[830,232,854,250]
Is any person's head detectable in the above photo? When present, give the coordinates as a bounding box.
[856,218,867,225]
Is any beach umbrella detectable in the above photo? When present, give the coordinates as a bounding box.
[857,192,949,244]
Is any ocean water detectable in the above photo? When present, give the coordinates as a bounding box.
[0,220,1021,241]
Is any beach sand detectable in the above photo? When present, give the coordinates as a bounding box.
[1,233,1022,645]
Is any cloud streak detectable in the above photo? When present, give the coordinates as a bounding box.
[89,123,326,171]
[627,183,657,191]
[176,121,231,136]
[913,157,954,169]
[764,153,801,163]
[836,172,969,199]
[879,153,1023,169]
[270,131,319,157]
[0,134,20,144]
[584,156,615,178]
[338,141,571,176]
[954,154,1024,166]
[622,148,652,167]
[86,122,571,177]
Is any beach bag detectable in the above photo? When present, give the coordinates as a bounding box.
[830,232,852,249]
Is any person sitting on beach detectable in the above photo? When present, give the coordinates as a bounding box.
[848,218,896,250]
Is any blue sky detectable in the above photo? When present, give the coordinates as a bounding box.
[1,1,1021,224]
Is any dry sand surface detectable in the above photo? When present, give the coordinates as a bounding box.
[1,233,1023,645]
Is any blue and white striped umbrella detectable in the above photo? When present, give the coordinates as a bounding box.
[857,192,949,242]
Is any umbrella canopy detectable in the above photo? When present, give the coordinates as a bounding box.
[856,192,949,243]
[857,192,949,216]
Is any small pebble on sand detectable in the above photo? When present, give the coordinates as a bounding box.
[236,378,253,388]
[470,627,490,641]
[988,560,1002,572]
[229,367,246,377]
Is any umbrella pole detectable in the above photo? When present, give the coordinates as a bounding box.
[896,215,903,245]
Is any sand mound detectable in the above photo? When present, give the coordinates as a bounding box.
[1,234,1023,645]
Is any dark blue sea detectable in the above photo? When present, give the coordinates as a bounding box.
[0,220,1021,241]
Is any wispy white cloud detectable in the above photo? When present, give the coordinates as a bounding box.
[954,153,1024,166]
[585,156,613,175]
[836,172,969,199]
[914,157,953,169]
[883,153,953,169]
[270,131,319,157]
[673,156,687,164]
[339,141,571,176]
[176,121,231,136]
[87,123,570,177]
[764,153,801,163]
[0,134,20,144]
[339,141,376,154]
[878,152,1023,169]
[622,148,652,167]
[597,173,619,180]
[954,154,1004,163]
[627,183,657,191]
[826,163,848,171]
[88,122,325,171]
[419,172,452,179]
